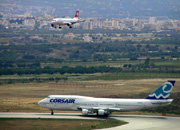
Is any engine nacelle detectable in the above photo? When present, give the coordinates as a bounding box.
[82,109,88,115]
[51,24,54,27]
[98,109,105,115]
[98,110,110,116]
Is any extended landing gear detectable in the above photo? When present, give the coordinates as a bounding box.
[67,23,73,28]
[55,26,62,29]
[52,24,62,29]
[51,109,54,115]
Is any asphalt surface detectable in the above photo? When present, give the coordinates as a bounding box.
[0,112,180,130]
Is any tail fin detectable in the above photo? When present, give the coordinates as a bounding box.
[145,80,175,100]
[74,9,79,18]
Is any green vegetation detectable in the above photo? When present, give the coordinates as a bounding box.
[0,28,180,78]
[0,118,127,130]
[0,42,180,76]
[85,72,180,80]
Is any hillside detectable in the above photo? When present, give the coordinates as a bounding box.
[1,0,180,19]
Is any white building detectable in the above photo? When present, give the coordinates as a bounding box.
[83,36,93,42]
[149,17,157,24]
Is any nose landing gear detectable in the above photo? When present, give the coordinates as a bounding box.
[51,109,54,115]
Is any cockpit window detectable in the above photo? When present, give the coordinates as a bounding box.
[46,96,50,98]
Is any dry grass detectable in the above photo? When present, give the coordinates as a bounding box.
[0,118,101,130]
[0,78,180,112]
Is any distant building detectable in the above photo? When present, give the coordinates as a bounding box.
[0,12,3,19]
[149,17,157,24]
[24,12,32,17]
[83,21,93,30]
[9,17,24,24]
[64,33,75,39]
[24,19,35,28]
[103,19,112,28]
[111,18,119,28]
[73,23,80,28]
[125,19,134,28]
[83,36,93,42]
[92,20,103,29]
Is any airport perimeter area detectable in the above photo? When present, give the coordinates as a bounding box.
[0,78,180,130]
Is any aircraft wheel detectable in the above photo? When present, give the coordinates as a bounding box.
[51,110,54,115]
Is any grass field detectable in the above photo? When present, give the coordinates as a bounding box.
[41,60,139,68]
[154,60,180,67]
[85,72,180,80]
[0,118,127,130]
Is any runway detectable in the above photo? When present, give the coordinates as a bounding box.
[0,112,180,130]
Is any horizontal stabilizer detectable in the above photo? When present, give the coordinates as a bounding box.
[150,99,173,104]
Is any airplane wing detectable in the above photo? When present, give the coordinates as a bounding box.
[63,22,73,25]
[91,107,121,111]
[77,106,123,115]
[79,19,86,22]
[62,22,74,28]
[63,20,85,25]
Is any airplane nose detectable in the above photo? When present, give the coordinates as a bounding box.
[38,100,43,106]
[38,99,47,107]
[38,101,41,105]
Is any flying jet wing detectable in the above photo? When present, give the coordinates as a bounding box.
[63,22,71,24]
[62,22,73,28]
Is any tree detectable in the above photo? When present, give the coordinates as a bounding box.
[123,64,128,68]
[130,56,137,60]
[137,44,142,51]
[145,57,150,68]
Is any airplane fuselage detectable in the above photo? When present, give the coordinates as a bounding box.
[51,18,79,26]
[38,95,173,113]
[38,80,175,116]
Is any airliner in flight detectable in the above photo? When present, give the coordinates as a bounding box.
[50,9,85,29]
[38,80,175,116]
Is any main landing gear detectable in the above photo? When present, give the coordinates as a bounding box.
[51,24,62,29]
[67,23,72,28]
[54,26,62,29]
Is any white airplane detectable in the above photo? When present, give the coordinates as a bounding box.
[50,9,85,29]
[38,80,175,116]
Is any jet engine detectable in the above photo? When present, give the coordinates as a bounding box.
[98,109,110,116]
[98,109,105,115]
[82,109,88,115]
[51,24,54,27]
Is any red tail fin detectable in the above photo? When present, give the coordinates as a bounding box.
[74,10,79,18]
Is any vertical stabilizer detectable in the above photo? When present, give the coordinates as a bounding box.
[145,80,175,100]
[74,9,79,18]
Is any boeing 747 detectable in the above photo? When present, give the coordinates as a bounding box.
[38,80,175,116]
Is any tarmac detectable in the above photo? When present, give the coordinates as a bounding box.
[0,112,180,130]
